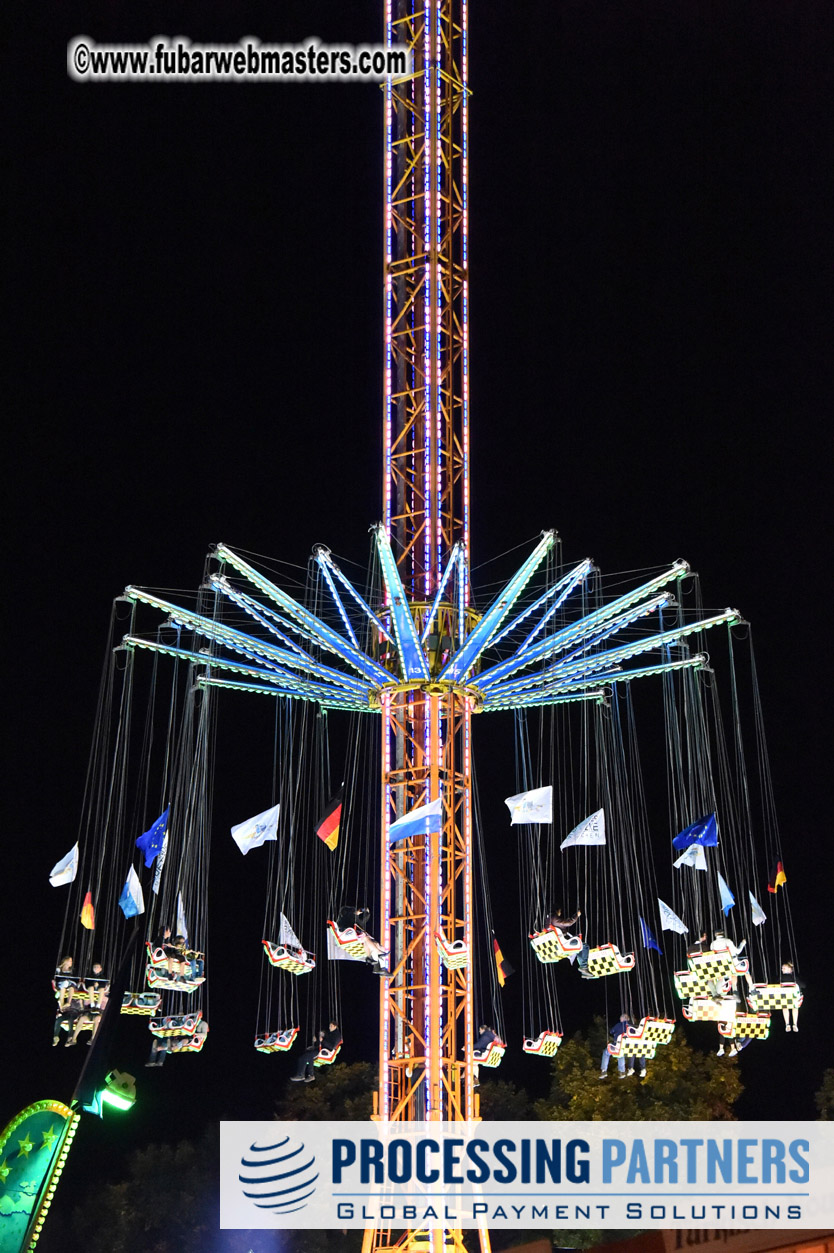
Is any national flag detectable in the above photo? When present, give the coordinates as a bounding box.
[493,936,513,987]
[136,808,170,868]
[504,786,553,825]
[80,890,95,930]
[315,791,343,851]
[767,859,787,895]
[388,797,443,846]
[118,866,145,919]
[639,916,663,955]
[231,803,280,855]
[672,813,718,851]
[560,808,606,849]
[152,833,168,895]
[749,891,767,927]
[717,872,735,916]
[657,898,688,933]
[176,891,188,941]
[673,843,707,871]
[49,843,78,888]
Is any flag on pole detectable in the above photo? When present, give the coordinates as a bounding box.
[560,808,606,849]
[767,859,787,894]
[152,833,168,895]
[80,890,95,930]
[672,813,718,850]
[717,872,735,916]
[657,898,688,933]
[504,786,553,825]
[279,914,303,950]
[176,891,188,941]
[49,844,78,888]
[749,891,767,926]
[315,791,343,851]
[118,866,145,919]
[640,916,663,955]
[388,797,443,846]
[673,843,707,871]
[231,803,280,855]
[136,808,170,868]
[493,936,513,987]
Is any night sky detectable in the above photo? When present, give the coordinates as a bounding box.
[5,0,832,1233]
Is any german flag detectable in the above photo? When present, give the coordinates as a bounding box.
[80,890,95,930]
[315,790,343,852]
[767,858,787,895]
[493,936,513,988]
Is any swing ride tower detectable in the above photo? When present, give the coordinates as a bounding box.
[376,0,474,1128]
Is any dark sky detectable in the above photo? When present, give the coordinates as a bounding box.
[4,0,832,1229]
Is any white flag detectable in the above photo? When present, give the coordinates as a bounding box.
[673,843,707,871]
[279,913,302,950]
[560,808,606,849]
[49,843,78,888]
[118,865,145,919]
[505,786,553,826]
[176,891,188,942]
[231,803,280,855]
[657,897,688,933]
[152,832,169,894]
[749,891,767,927]
[388,797,443,845]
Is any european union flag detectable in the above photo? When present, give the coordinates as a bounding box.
[136,807,169,868]
[672,813,718,851]
[639,916,662,955]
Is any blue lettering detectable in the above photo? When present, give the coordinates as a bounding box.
[788,1140,809,1183]
[360,1139,384,1184]
[788,1205,801,1219]
[337,1203,354,1219]
[655,1139,678,1183]
[535,1139,561,1184]
[465,1139,490,1184]
[626,1203,642,1220]
[492,1206,508,1219]
[707,1139,733,1184]
[567,1138,589,1184]
[473,1203,488,1218]
[493,1140,517,1184]
[680,1138,703,1183]
[738,1139,757,1184]
[388,1139,411,1183]
[602,1138,626,1183]
[403,1206,416,1220]
[416,1138,439,1184]
[626,1140,650,1185]
[762,1139,785,1183]
[333,1139,356,1183]
[443,1138,464,1185]
[534,1205,551,1219]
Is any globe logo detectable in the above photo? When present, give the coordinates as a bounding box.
[238,1134,319,1214]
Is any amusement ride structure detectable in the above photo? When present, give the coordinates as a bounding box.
[1,4,800,1253]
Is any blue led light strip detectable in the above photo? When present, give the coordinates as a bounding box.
[196,676,367,710]
[420,542,462,643]
[488,558,592,651]
[316,549,393,643]
[315,554,360,650]
[214,544,391,686]
[374,525,431,682]
[438,530,556,682]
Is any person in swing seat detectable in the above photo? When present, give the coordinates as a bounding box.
[291,1021,342,1083]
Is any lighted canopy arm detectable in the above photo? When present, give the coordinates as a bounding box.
[195,676,369,710]
[314,546,393,644]
[314,552,360,649]
[211,575,324,661]
[215,543,391,686]
[122,587,372,698]
[373,525,431,682]
[439,530,557,682]
[121,636,370,707]
[488,558,593,652]
[420,542,463,644]
[473,561,690,691]
[479,653,708,711]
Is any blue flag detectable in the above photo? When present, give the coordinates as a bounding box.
[639,916,662,955]
[389,797,443,846]
[717,872,735,916]
[672,813,718,851]
[136,807,169,868]
[118,865,145,919]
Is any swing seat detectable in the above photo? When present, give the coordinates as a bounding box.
[611,1017,675,1057]
[149,1011,202,1038]
[262,940,316,975]
[170,1025,209,1054]
[718,1013,770,1040]
[682,996,737,1022]
[674,967,731,999]
[585,944,635,978]
[326,921,368,959]
[434,932,469,970]
[254,1027,299,1053]
[529,926,584,964]
[473,1037,506,1068]
[747,982,803,1013]
[145,967,203,993]
[314,1042,342,1067]
[687,949,748,981]
[522,1031,562,1057]
[609,1038,658,1060]
[121,991,162,1015]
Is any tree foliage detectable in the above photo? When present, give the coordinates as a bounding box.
[815,1068,834,1120]
[273,1060,376,1121]
[535,1017,743,1122]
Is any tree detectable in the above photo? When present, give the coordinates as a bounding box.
[535,1017,743,1122]
[477,1079,538,1121]
[815,1068,834,1120]
[273,1061,376,1121]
